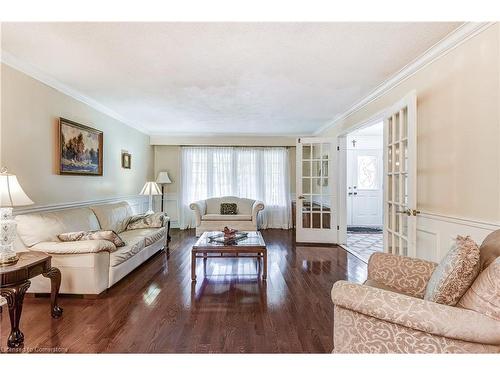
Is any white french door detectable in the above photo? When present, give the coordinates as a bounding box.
[383,91,417,257]
[296,137,338,243]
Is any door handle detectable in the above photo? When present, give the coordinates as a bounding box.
[298,195,305,200]
[348,192,353,196]
[353,192,357,195]
[396,208,420,216]
[396,208,412,216]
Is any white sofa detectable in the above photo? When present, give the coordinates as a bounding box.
[189,196,264,236]
[14,202,169,295]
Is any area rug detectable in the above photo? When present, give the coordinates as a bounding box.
[347,226,382,233]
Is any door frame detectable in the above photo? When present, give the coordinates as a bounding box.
[336,110,386,246]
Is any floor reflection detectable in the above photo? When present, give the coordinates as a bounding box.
[295,245,365,283]
[191,277,268,312]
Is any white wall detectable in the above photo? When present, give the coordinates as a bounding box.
[320,24,500,261]
[1,63,154,212]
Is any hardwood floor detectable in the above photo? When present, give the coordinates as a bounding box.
[0,229,367,353]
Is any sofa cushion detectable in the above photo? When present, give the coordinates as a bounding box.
[126,212,164,230]
[31,239,116,254]
[478,229,500,271]
[110,230,146,267]
[122,227,166,247]
[202,214,252,221]
[458,258,500,320]
[424,236,481,306]
[16,207,101,247]
[205,196,254,215]
[91,202,133,233]
[58,230,125,247]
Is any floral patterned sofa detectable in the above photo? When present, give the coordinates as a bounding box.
[331,237,500,354]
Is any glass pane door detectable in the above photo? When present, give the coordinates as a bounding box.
[296,138,337,243]
[383,92,417,257]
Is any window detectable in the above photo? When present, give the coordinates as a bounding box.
[180,146,291,229]
[357,155,378,190]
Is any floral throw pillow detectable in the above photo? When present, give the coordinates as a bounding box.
[424,235,481,306]
[220,203,238,215]
[126,212,165,230]
[58,230,125,247]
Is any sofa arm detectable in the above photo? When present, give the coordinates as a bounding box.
[251,200,265,223]
[30,240,116,254]
[331,281,500,346]
[367,252,437,298]
[162,215,170,227]
[189,200,206,226]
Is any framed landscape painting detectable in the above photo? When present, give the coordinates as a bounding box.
[58,118,103,175]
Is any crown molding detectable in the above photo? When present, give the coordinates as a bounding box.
[314,22,496,135]
[150,133,299,146]
[0,50,149,135]
[149,131,301,138]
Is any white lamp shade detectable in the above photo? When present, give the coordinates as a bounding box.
[156,171,172,184]
[0,173,34,207]
[139,181,162,196]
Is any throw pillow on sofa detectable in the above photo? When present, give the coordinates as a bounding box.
[220,203,238,215]
[126,212,165,230]
[58,230,125,247]
[424,235,481,306]
[458,258,500,320]
[477,229,500,271]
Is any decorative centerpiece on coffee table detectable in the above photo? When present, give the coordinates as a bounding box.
[208,227,248,245]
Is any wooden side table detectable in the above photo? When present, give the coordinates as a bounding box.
[0,252,63,348]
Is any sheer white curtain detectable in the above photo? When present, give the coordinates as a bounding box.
[180,146,291,229]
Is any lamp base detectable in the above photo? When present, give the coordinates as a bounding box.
[0,252,19,266]
[0,207,19,266]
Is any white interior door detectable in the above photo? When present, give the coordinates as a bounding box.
[383,91,417,257]
[296,137,338,243]
[350,149,383,227]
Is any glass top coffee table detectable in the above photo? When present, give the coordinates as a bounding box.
[191,231,267,281]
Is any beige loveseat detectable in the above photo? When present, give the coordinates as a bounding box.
[331,249,500,353]
[14,202,169,295]
[189,196,264,236]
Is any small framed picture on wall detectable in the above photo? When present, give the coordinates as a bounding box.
[122,152,131,169]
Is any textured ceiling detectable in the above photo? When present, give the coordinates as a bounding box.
[1,22,462,135]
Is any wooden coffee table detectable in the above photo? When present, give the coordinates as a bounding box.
[191,231,267,281]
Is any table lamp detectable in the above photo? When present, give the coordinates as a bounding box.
[140,181,162,215]
[0,168,34,265]
[156,171,172,212]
